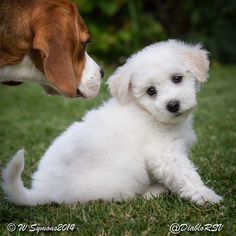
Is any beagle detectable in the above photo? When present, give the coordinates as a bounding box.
[0,0,103,99]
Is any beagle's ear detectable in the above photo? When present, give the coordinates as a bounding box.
[107,65,133,104]
[32,26,77,97]
[182,45,209,83]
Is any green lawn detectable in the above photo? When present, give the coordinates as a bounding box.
[0,64,236,235]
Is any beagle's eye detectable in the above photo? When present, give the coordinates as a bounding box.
[83,42,88,48]
[146,86,157,96]
[171,75,183,84]
[84,39,91,48]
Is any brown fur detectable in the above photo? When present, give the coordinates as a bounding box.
[0,0,90,97]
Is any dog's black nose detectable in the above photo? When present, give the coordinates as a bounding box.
[166,100,180,113]
[76,89,84,98]
[100,68,104,79]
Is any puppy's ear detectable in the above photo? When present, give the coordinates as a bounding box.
[182,45,209,83]
[107,65,132,104]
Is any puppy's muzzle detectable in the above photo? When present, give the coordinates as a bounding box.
[166,100,180,113]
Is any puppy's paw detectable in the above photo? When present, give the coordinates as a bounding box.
[191,187,222,206]
[143,184,169,200]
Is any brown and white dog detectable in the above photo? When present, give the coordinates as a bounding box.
[0,0,103,98]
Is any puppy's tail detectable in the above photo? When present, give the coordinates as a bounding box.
[2,149,41,206]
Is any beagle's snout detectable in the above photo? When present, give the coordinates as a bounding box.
[166,100,180,113]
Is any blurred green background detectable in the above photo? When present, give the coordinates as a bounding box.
[74,0,236,65]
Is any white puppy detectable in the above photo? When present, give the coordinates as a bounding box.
[2,40,222,206]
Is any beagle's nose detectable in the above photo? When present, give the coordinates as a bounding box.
[100,68,104,79]
[166,100,180,113]
[76,89,85,98]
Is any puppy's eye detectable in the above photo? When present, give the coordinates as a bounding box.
[172,75,183,84]
[146,86,157,96]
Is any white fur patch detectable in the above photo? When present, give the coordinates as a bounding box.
[0,55,47,84]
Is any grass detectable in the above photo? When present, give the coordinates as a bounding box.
[0,64,236,235]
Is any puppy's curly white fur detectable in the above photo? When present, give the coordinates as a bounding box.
[2,40,222,206]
